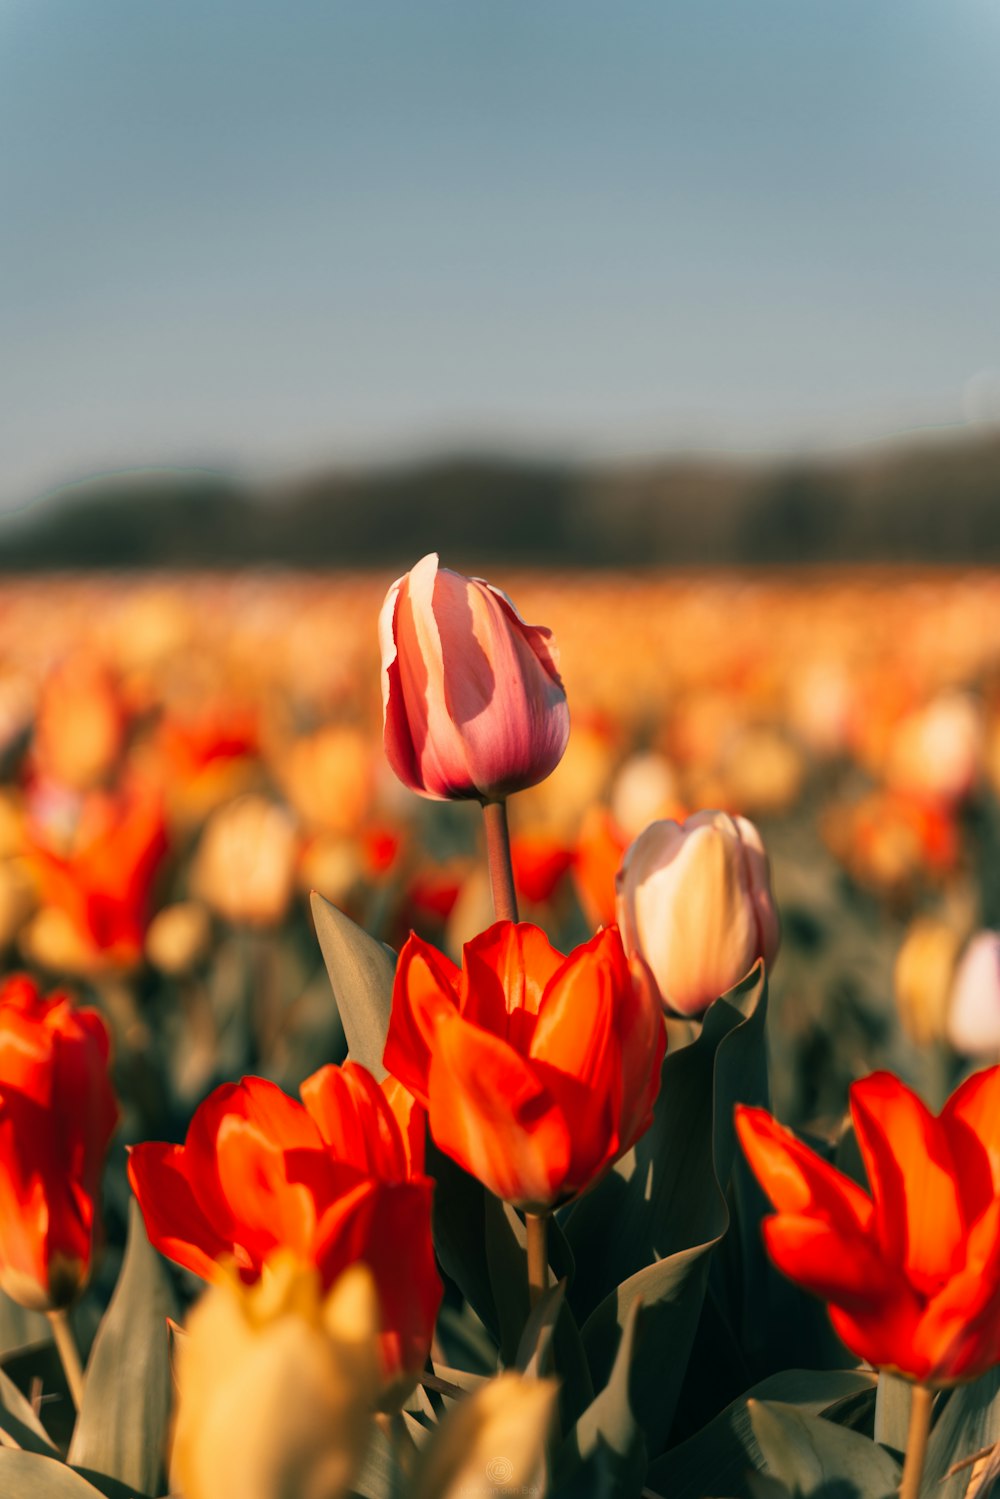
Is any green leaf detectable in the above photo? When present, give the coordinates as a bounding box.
[310,891,396,1079]
[646,1369,878,1499]
[749,1398,900,1498]
[551,1298,646,1499]
[0,1366,59,1456]
[924,1368,1000,1499]
[1,1343,76,1453]
[569,963,768,1455]
[873,1372,912,1460]
[515,1281,565,1379]
[0,1452,112,1499]
[0,1292,49,1361]
[351,1419,404,1499]
[67,1201,177,1499]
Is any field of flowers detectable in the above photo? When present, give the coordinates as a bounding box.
[1,562,1000,1498]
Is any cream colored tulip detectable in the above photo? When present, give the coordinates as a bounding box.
[947,931,1000,1058]
[192,794,297,928]
[172,1255,380,1499]
[409,1373,557,1499]
[617,809,779,1017]
[894,915,964,1047]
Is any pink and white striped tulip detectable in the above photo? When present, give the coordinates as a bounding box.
[379,555,570,803]
[616,809,780,1017]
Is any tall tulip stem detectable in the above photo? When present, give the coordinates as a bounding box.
[47,1308,85,1411]
[899,1384,934,1499]
[526,1212,549,1307]
[482,799,519,923]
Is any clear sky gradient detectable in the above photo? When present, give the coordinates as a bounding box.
[3,0,1000,508]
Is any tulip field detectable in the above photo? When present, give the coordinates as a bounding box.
[3,562,1000,1499]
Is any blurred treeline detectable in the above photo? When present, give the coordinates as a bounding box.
[3,429,1000,570]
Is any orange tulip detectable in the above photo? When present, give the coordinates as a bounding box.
[379,554,570,802]
[24,781,168,969]
[383,921,664,1211]
[0,975,119,1309]
[128,1063,440,1383]
[737,1067,1000,1384]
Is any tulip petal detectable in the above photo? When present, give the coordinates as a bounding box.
[910,1197,1000,1382]
[460,920,564,1043]
[435,575,569,799]
[616,954,667,1149]
[529,927,625,1186]
[942,1064,1000,1212]
[128,1143,233,1284]
[851,1072,967,1289]
[381,1076,427,1177]
[383,934,460,1106]
[762,1215,902,1311]
[736,1106,874,1234]
[427,1015,571,1210]
[301,1062,410,1183]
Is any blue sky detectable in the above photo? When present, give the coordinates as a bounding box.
[3,0,1000,508]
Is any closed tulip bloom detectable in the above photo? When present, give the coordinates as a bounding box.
[383,921,664,1211]
[616,810,780,1017]
[947,931,1000,1058]
[0,975,119,1309]
[737,1067,1000,1385]
[128,1063,440,1385]
[172,1254,380,1499]
[379,554,569,802]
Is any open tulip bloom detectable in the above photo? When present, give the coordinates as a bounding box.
[0,975,119,1311]
[128,1062,441,1383]
[383,920,665,1212]
[737,1066,1000,1386]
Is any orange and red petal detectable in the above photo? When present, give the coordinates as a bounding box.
[850,1072,966,1288]
[300,1062,410,1182]
[942,1064,1000,1215]
[427,1014,571,1210]
[736,1106,874,1234]
[128,1142,234,1283]
[383,933,460,1106]
[460,921,565,1036]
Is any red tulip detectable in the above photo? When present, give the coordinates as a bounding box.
[737,1067,1000,1384]
[379,554,570,802]
[384,921,665,1211]
[0,975,118,1309]
[128,1064,440,1384]
[25,780,169,969]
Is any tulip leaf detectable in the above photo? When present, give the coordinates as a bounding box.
[310,891,397,1079]
[873,1372,913,1460]
[748,1399,900,1497]
[0,1292,50,1361]
[515,1281,565,1379]
[0,1367,59,1456]
[67,1201,177,1499]
[550,1298,646,1499]
[924,1368,1000,1498]
[645,1369,879,1499]
[0,1452,114,1498]
[352,1418,405,1499]
[426,1143,501,1347]
[570,963,768,1455]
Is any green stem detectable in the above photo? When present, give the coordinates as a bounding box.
[47,1308,84,1411]
[525,1212,549,1308]
[899,1384,934,1499]
[482,799,519,923]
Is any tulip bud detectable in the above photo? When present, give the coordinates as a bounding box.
[409,1373,557,1499]
[893,915,964,1047]
[192,794,297,928]
[171,1254,380,1499]
[379,554,569,802]
[947,931,1000,1058]
[145,901,212,976]
[616,810,780,1017]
